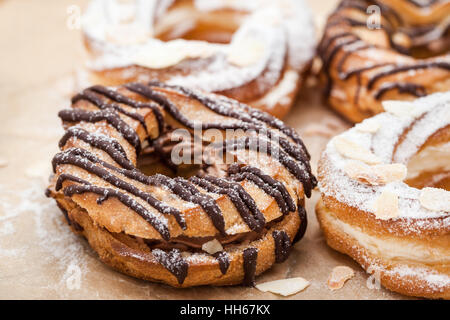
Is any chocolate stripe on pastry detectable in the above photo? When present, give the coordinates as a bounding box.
[59,127,134,170]
[72,89,149,133]
[272,230,291,263]
[63,184,171,240]
[138,82,314,184]
[52,152,186,229]
[243,247,258,286]
[126,83,252,131]
[293,205,308,244]
[88,85,165,135]
[152,249,188,285]
[231,165,297,213]
[202,175,266,233]
[374,83,426,99]
[221,137,314,197]
[54,173,91,191]
[150,174,226,235]
[59,108,141,154]
[232,171,289,215]
[148,81,311,162]
[319,0,450,118]
[189,176,262,232]
[213,251,230,275]
[367,62,450,90]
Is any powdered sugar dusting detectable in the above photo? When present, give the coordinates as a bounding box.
[319,92,450,226]
[82,0,315,93]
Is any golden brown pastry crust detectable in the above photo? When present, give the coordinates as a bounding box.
[46,82,315,287]
[316,199,450,299]
[318,0,450,122]
[316,94,450,299]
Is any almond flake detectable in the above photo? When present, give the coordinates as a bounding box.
[327,266,355,290]
[334,137,381,164]
[355,120,380,133]
[382,100,423,118]
[255,277,310,296]
[419,187,450,212]
[228,37,265,67]
[373,190,399,220]
[201,239,223,255]
[344,162,407,185]
[133,41,216,69]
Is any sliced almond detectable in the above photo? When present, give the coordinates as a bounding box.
[392,32,411,48]
[228,37,265,67]
[201,239,224,255]
[334,137,381,164]
[327,266,355,290]
[344,162,407,185]
[355,120,381,133]
[375,163,408,183]
[133,41,216,69]
[419,187,450,212]
[374,190,399,220]
[382,100,423,118]
[255,277,310,296]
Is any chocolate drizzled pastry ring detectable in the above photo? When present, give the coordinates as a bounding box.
[318,0,450,123]
[46,82,315,287]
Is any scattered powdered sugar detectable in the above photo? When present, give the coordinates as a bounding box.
[319,92,450,226]
[0,179,91,287]
[394,104,450,163]
[377,264,450,292]
[0,221,15,236]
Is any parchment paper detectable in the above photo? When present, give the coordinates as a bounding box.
[0,0,411,299]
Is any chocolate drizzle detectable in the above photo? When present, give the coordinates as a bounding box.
[59,127,134,170]
[73,85,164,135]
[152,248,188,285]
[150,174,226,235]
[319,0,450,108]
[49,81,315,285]
[221,137,314,197]
[147,81,312,162]
[52,151,186,230]
[243,247,258,286]
[64,183,171,240]
[293,205,308,244]
[213,251,230,275]
[190,175,266,232]
[229,165,296,215]
[374,82,426,99]
[272,230,291,263]
[59,108,141,154]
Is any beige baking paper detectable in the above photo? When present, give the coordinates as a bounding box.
[0,0,411,299]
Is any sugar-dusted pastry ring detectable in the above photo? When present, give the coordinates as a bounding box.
[46,81,315,287]
[81,0,316,119]
[318,0,450,122]
[316,92,450,299]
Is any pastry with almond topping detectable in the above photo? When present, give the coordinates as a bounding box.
[316,92,450,299]
[80,0,316,119]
